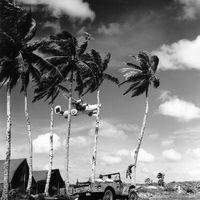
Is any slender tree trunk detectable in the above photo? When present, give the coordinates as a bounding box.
[65,71,73,195]
[132,93,149,185]
[91,89,100,182]
[45,103,54,196]
[25,90,33,194]
[1,82,11,200]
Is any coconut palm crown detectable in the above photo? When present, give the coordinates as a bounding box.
[33,31,100,102]
[119,51,160,96]
[119,51,160,185]
[75,49,119,96]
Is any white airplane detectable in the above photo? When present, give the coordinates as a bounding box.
[55,98,100,118]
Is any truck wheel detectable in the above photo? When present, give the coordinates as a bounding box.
[103,189,115,200]
[128,190,138,200]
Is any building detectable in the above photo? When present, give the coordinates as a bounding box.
[33,169,64,196]
[0,158,36,194]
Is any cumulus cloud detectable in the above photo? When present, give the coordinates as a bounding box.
[161,139,174,147]
[158,91,200,121]
[89,120,128,139]
[131,148,155,163]
[117,124,139,132]
[101,155,121,165]
[116,149,130,156]
[176,0,200,20]
[162,149,182,161]
[70,136,91,147]
[154,35,200,70]
[18,0,95,21]
[187,148,200,158]
[33,133,61,153]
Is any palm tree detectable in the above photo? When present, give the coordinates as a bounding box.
[0,1,61,197]
[120,51,160,185]
[157,172,165,186]
[144,177,152,185]
[33,76,63,196]
[76,49,119,182]
[35,31,99,194]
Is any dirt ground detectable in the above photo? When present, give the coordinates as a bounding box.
[138,192,200,200]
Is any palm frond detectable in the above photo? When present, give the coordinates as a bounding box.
[103,73,119,85]
[150,55,159,73]
[153,77,160,88]
[45,56,69,65]
[130,80,149,97]
[91,49,102,65]
[58,84,69,94]
[102,52,111,71]
[126,62,142,71]
[123,81,140,95]
[77,33,91,57]
[23,18,36,42]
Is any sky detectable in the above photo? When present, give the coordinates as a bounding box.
[1,0,200,184]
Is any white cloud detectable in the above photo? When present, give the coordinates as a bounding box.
[89,120,128,139]
[161,139,174,147]
[18,0,95,21]
[98,23,122,36]
[158,92,200,121]
[101,155,121,165]
[176,0,200,20]
[159,90,171,101]
[117,124,139,132]
[33,133,61,153]
[162,149,182,161]
[116,149,130,156]
[187,148,200,158]
[154,35,200,70]
[131,148,155,163]
[70,136,91,147]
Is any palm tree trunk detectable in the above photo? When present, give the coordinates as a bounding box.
[132,93,149,185]
[91,88,100,182]
[1,82,11,200]
[25,90,33,194]
[65,71,73,195]
[45,103,54,196]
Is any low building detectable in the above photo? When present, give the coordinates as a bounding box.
[33,169,64,196]
[0,158,36,194]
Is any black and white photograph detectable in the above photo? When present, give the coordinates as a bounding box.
[1,0,200,199]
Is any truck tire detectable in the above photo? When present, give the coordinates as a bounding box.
[128,190,138,200]
[103,189,115,200]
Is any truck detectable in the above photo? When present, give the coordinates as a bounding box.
[67,172,138,200]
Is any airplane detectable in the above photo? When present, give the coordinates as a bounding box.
[55,97,101,118]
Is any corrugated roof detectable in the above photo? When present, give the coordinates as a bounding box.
[0,158,26,184]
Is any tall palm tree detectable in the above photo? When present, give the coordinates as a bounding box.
[120,51,160,185]
[76,49,119,182]
[0,54,20,200]
[0,1,61,197]
[33,76,63,196]
[35,31,99,193]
